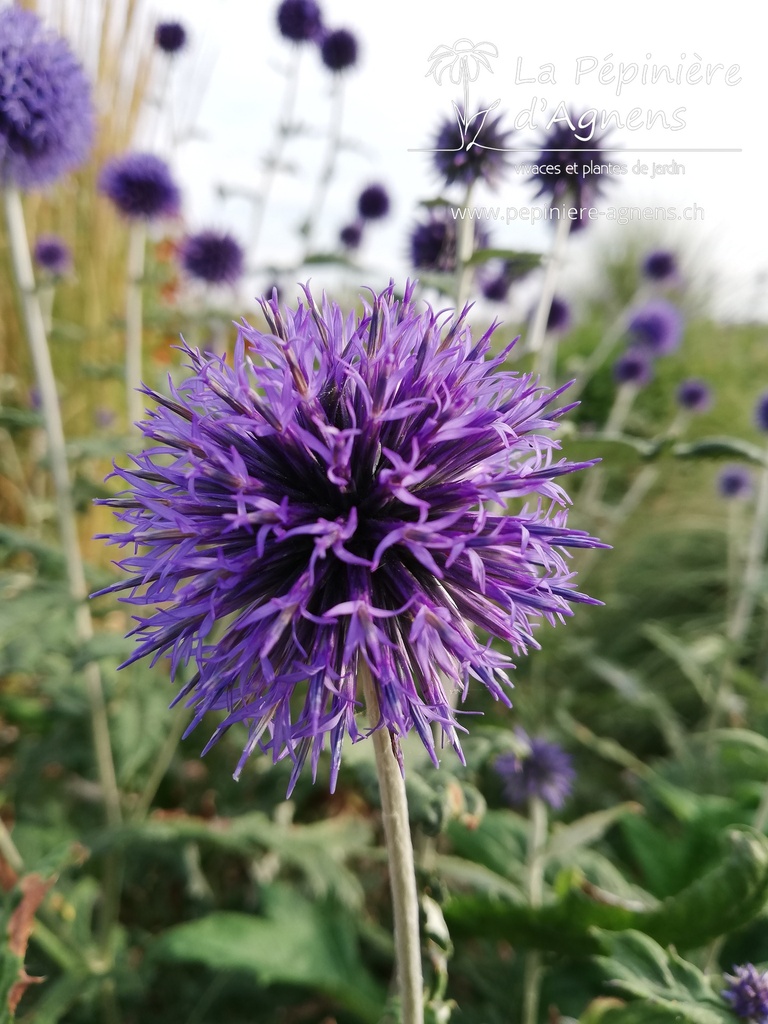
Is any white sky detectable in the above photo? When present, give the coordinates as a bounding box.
[150,0,766,321]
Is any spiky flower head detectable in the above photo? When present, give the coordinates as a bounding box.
[718,465,753,500]
[529,111,613,231]
[0,6,94,189]
[755,392,768,433]
[495,728,575,809]
[677,378,711,413]
[432,103,512,189]
[547,296,571,335]
[339,222,363,249]
[613,347,653,387]
[722,964,768,1022]
[154,21,187,54]
[642,250,678,284]
[33,234,72,276]
[408,208,489,273]
[627,300,683,356]
[99,152,181,220]
[480,257,538,303]
[95,283,602,792]
[276,0,323,43]
[320,28,358,72]
[358,184,390,221]
[180,230,245,286]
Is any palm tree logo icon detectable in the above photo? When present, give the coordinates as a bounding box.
[423,39,500,155]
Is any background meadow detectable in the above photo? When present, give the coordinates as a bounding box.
[2,2,768,1023]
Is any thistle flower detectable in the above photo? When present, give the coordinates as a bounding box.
[495,728,575,809]
[642,250,678,284]
[0,6,94,189]
[755,392,768,433]
[95,282,602,791]
[276,0,323,43]
[33,234,72,277]
[339,222,363,249]
[432,104,512,189]
[180,230,245,286]
[154,21,187,54]
[529,112,613,230]
[718,465,753,500]
[99,153,181,220]
[613,347,653,387]
[547,297,571,335]
[480,257,537,303]
[409,209,489,273]
[320,28,358,72]
[677,378,711,413]
[358,184,390,221]
[627,300,683,356]
[722,964,768,1022]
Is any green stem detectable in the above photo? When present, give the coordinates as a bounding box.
[300,76,345,258]
[454,182,475,309]
[125,219,147,432]
[727,445,768,649]
[360,663,424,1024]
[530,210,571,384]
[522,797,548,1024]
[132,702,188,821]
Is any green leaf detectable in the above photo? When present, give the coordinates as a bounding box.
[673,437,767,465]
[591,930,734,1024]
[546,803,643,861]
[153,884,384,1021]
[444,828,768,952]
[465,248,542,268]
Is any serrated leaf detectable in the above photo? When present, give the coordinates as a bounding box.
[546,803,642,861]
[673,437,767,465]
[153,884,384,1021]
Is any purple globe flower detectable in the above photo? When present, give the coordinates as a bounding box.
[95,283,603,791]
[339,222,363,249]
[642,250,678,284]
[547,296,571,335]
[320,28,358,72]
[33,234,72,276]
[495,729,575,810]
[718,465,753,500]
[276,0,323,43]
[0,7,94,189]
[154,21,187,54]
[276,0,321,43]
[722,964,768,1022]
[755,392,768,433]
[180,230,245,286]
[529,112,613,231]
[613,347,653,387]
[409,209,489,274]
[432,104,512,189]
[99,153,181,220]
[627,301,683,356]
[358,184,390,221]
[677,379,711,413]
[480,257,537,303]
[481,273,511,303]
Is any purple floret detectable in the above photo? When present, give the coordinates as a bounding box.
[613,347,653,387]
[154,21,187,54]
[718,465,753,500]
[677,378,711,413]
[432,104,513,189]
[320,28,358,71]
[180,230,245,285]
[496,729,575,809]
[627,300,683,356]
[358,184,390,220]
[95,282,603,792]
[722,964,768,1022]
[99,152,180,220]
[276,0,323,43]
[33,234,72,276]
[0,7,94,189]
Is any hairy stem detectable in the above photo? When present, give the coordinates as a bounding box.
[125,219,148,431]
[522,797,548,1024]
[454,182,475,309]
[530,210,571,382]
[300,76,345,257]
[361,663,424,1024]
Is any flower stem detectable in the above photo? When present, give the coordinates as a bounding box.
[530,210,571,383]
[125,219,148,432]
[522,796,548,1024]
[454,182,475,309]
[360,663,424,1024]
[300,76,345,258]
[727,446,768,649]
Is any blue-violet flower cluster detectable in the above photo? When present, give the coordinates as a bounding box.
[96,283,602,791]
[495,728,575,810]
[0,6,94,189]
[722,964,768,1022]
